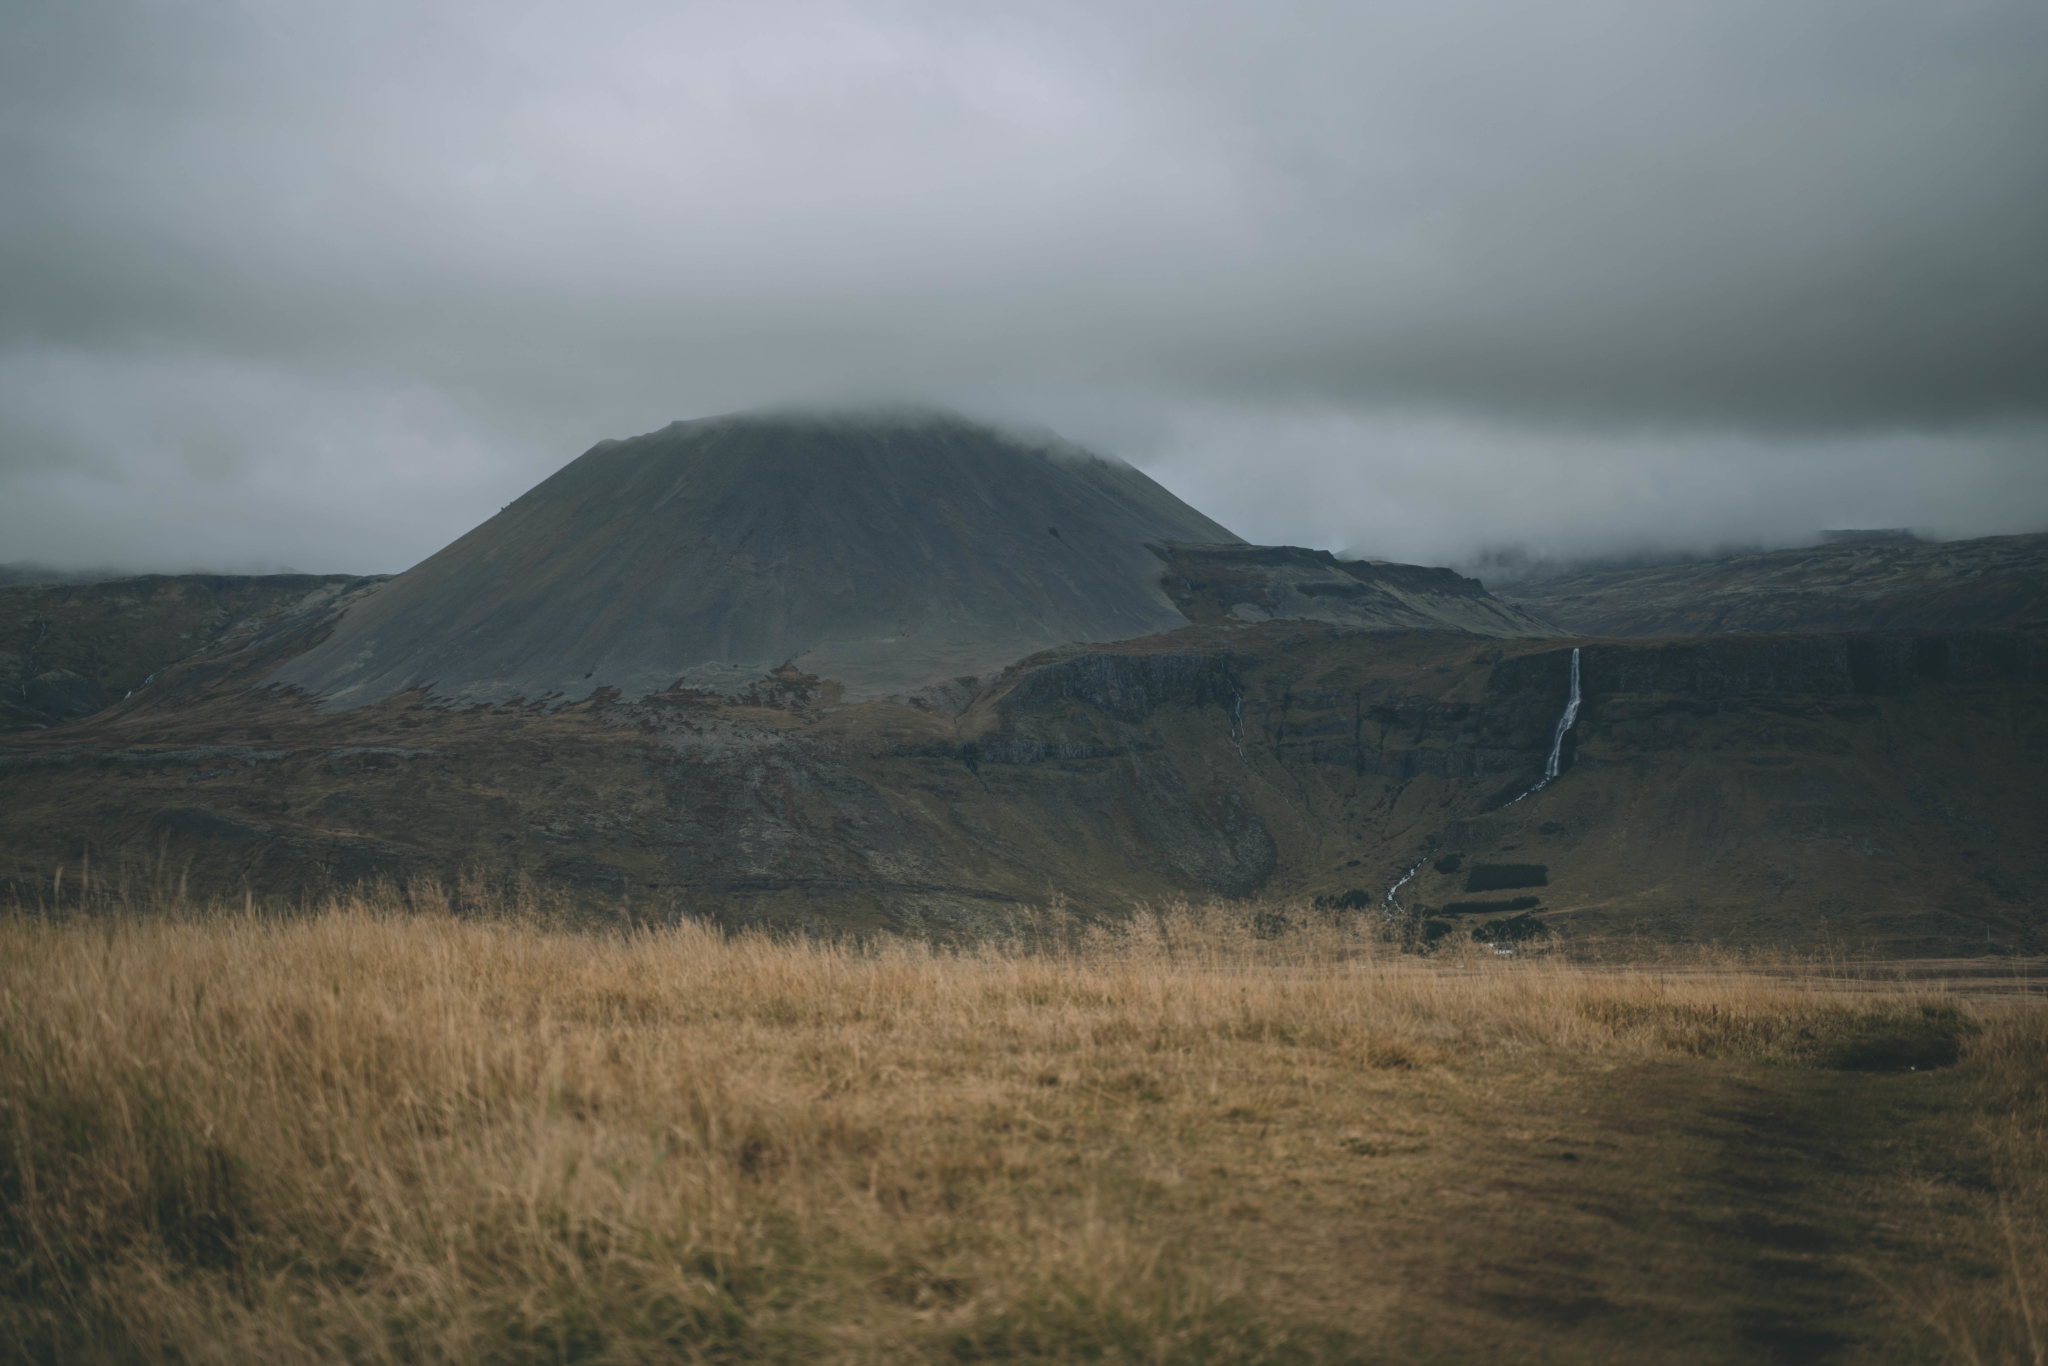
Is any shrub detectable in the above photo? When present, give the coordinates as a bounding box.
[1432,854,1463,874]
[1818,1003,1979,1071]
[1252,908,1291,938]
[1474,913,1549,944]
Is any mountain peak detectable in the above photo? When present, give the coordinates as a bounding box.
[271,410,1243,709]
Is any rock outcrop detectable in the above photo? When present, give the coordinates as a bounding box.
[1159,543,1563,637]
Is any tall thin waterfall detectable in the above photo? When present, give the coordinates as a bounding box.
[1376,646,1582,914]
[1505,646,1581,806]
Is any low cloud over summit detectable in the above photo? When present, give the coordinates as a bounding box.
[2,0,2044,573]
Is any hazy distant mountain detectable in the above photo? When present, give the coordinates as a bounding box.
[0,562,134,588]
[0,561,311,588]
[1496,532,2048,636]
[1817,528,1927,546]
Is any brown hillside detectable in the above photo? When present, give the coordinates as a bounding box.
[1,573,380,733]
[6,617,2043,956]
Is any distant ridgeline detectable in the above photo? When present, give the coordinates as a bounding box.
[1819,528,1926,545]
[1498,530,2048,636]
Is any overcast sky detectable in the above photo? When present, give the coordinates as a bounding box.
[2,0,2044,578]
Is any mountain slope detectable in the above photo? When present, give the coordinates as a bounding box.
[270,409,1246,708]
[2,574,375,732]
[1159,543,1562,637]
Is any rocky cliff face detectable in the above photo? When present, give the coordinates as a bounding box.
[1489,631,2048,698]
[1158,543,1563,637]
[8,619,2042,955]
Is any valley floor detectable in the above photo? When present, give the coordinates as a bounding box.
[2,892,2044,1364]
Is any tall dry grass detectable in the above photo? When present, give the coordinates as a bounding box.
[1,882,2043,1363]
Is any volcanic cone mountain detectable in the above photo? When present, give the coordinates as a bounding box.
[271,409,1248,709]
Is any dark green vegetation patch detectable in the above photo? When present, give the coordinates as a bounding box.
[1817,1003,1978,1071]
[1473,912,1549,943]
[1465,863,1549,892]
[1577,998,1981,1071]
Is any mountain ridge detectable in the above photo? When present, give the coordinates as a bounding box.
[1497,531,2048,636]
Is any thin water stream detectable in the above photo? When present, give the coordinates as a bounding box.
[1380,646,1583,913]
[1505,646,1581,806]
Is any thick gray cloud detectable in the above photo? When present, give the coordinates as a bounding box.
[1,0,2043,575]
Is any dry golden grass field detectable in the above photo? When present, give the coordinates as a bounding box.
[2,876,2045,1364]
